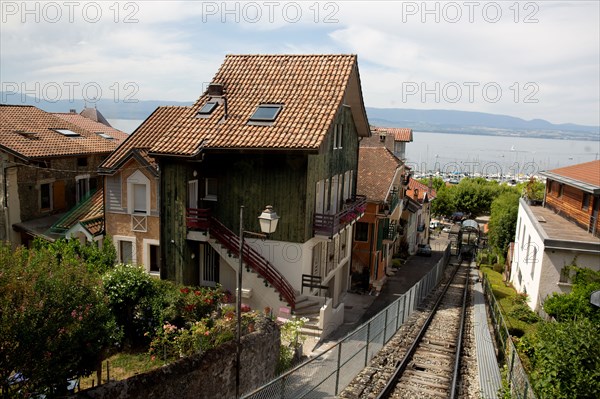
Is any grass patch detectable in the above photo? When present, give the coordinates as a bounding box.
[480,264,540,337]
[79,351,162,390]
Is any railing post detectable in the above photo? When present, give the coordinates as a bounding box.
[396,295,401,331]
[335,342,342,395]
[364,323,371,367]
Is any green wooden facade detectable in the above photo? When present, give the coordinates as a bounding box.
[159,104,361,285]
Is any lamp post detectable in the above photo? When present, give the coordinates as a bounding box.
[236,205,279,398]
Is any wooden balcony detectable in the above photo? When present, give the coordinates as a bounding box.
[186,208,211,231]
[313,195,367,237]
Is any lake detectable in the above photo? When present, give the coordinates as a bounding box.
[406,131,600,177]
[108,119,599,176]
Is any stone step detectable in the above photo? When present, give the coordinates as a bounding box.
[294,304,322,315]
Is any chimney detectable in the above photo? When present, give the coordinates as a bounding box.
[207,83,224,96]
[69,109,77,113]
[413,188,419,200]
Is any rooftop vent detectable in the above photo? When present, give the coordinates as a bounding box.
[70,109,77,113]
[207,83,224,96]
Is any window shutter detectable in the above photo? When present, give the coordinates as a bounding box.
[133,184,147,213]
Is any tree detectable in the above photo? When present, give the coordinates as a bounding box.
[0,243,119,396]
[430,184,455,217]
[417,176,445,192]
[488,191,520,253]
[530,319,600,398]
[543,265,600,322]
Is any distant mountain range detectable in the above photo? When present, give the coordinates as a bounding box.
[2,93,598,141]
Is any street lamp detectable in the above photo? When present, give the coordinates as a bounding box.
[236,205,279,398]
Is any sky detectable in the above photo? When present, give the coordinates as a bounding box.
[1,0,599,126]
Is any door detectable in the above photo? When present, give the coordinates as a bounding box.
[188,180,198,209]
[201,243,219,287]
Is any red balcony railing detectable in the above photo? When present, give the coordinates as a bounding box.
[208,217,296,310]
[186,208,211,230]
[313,195,367,237]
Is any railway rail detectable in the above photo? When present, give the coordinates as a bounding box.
[340,262,469,399]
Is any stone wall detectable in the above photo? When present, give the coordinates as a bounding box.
[73,317,280,399]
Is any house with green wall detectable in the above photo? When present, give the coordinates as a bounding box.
[132,54,370,332]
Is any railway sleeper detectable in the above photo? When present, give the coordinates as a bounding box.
[412,361,453,372]
[403,368,452,383]
[402,372,451,390]
[396,383,449,398]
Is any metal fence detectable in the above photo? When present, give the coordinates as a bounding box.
[243,245,451,399]
[482,276,538,399]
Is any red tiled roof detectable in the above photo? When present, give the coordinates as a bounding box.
[371,126,413,142]
[99,106,190,173]
[51,188,104,234]
[407,178,437,201]
[53,113,128,143]
[149,54,370,156]
[0,105,123,159]
[357,147,402,201]
[545,160,600,188]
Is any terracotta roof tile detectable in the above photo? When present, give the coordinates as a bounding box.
[407,178,437,201]
[52,113,128,143]
[357,147,402,201]
[370,126,413,142]
[545,160,600,188]
[0,105,124,159]
[150,54,369,156]
[50,188,104,233]
[99,106,190,173]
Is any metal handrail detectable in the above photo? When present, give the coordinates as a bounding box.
[209,217,296,310]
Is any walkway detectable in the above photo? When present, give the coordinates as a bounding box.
[471,266,502,398]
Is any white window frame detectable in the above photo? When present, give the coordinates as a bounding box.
[113,235,136,265]
[203,177,218,201]
[143,238,160,275]
[127,170,151,215]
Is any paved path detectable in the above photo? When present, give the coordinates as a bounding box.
[471,267,502,398]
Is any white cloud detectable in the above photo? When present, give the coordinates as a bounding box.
[0,0,598,125]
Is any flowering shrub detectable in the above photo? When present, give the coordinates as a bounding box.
[277,316,309,373]
[162,286,224,328]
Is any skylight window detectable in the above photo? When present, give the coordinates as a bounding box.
[54,129,80,137]
[197,101,218,116]
[249,105,282,122]
[97,132,114,140]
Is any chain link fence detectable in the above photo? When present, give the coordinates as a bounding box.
[243,245,451,399]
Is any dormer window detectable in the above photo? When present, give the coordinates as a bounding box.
[54,129,80,137]
[197,101,218,116]
[249,104,282,122]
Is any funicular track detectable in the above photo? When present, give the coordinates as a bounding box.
[376,261,470,399]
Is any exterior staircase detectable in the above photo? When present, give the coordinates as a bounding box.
[192,214,296,310]
[293,294,324,337]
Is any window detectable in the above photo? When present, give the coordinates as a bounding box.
[40,183,52,210]
[204,178,218,201]
[54,129,80,137]
[97,132,114,140]
[531,246,537,278]
[76,176,90,202]
[197,101,218,116]
[188,180,198,208]
[333,123,343,149]
[120,241,133,264]
[521,225,526,249]
[582,193,590,210]
[149,244,160,273]
[133,184,147,213]
[127,170,151,215]
[355,222,369,242]
[77,157,87,167]
[249,104,282,122]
